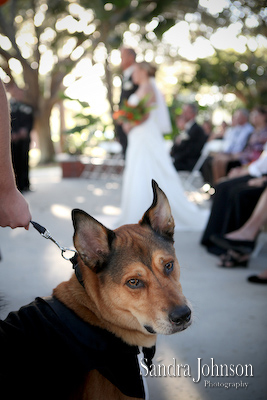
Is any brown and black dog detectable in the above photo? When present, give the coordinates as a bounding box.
[0,180,191,400]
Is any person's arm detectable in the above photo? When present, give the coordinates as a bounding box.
[229,148,267,179]
[248,149,267,178]
[0,80,31,229]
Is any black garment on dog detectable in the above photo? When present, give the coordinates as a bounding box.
[0,296,154,399]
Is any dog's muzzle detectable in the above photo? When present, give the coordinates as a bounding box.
[144,305,192,335]
[168,305,191,332]
[169,305,191,325]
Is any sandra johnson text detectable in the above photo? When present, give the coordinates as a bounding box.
[140,357,253,382]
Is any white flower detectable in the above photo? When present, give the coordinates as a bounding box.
[123,81,134,91]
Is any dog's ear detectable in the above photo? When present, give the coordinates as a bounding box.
[72,209,115,273]
[140,180,175,240]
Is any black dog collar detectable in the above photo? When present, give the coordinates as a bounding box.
[70,253,85,288]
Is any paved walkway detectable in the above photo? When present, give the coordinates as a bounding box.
[0,166,266,400]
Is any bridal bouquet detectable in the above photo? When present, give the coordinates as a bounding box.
[113,95,154,125]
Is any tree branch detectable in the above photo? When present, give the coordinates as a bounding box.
[0,6,31,70]
[0,47,13,62]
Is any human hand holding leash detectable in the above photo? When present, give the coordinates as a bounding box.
[0,80,31,230]
[0,186,31,229]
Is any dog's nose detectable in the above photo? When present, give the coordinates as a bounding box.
[169,305,191,326]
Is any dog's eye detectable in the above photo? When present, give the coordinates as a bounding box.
[164,261,174,275]
[127,279,144,289]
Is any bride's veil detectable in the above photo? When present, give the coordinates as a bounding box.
[149,77,172,134]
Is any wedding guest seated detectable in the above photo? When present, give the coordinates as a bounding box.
[201,113,238,184]
[171,103,207,172]
[201,143,267,255]
[173,115,187,144]
[227,106,267,175]
[208,120,228,141]
[210,187,267,279]
[211,108,253,182]
[201,109,253,185]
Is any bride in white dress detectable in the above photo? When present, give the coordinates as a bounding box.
[116,62,209,231]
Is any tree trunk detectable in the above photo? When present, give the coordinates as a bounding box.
[105,57,114,113]
[59,100,66,153]
[234,89,249,107]
[34,101,55,163]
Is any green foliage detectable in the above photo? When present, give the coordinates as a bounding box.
[166,98,183,140]
[194,49,267,109]
[62,95,108,155]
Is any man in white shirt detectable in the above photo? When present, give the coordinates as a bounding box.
[223,109,253,153]
[211,109,253,182]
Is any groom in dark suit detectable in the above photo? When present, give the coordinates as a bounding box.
[171,103,207,171]
[115,47,138,157]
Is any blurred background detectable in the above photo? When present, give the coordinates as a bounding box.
[0,0,266,166]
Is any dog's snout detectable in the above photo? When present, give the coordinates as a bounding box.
[169,305,191,326]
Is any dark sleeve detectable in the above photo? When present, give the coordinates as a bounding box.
[119,75,138,105]
[186,124,207,155]
[0,299,87,399]
[20,105,34,133]
[174,125,207,162]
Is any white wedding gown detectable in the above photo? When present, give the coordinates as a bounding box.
[116,93,209,231]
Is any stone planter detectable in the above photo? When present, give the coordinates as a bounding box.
[56,154,85,178]
[56,153,124,179]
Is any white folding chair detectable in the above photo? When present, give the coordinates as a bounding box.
[185,140,225,189]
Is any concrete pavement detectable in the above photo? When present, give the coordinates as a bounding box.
[0,166,266,400]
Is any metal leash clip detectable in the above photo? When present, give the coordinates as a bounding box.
[31,221,76,260]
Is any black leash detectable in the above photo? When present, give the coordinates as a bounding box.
[30,221,85,288]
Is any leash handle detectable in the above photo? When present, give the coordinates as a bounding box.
[30,221,77,260]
